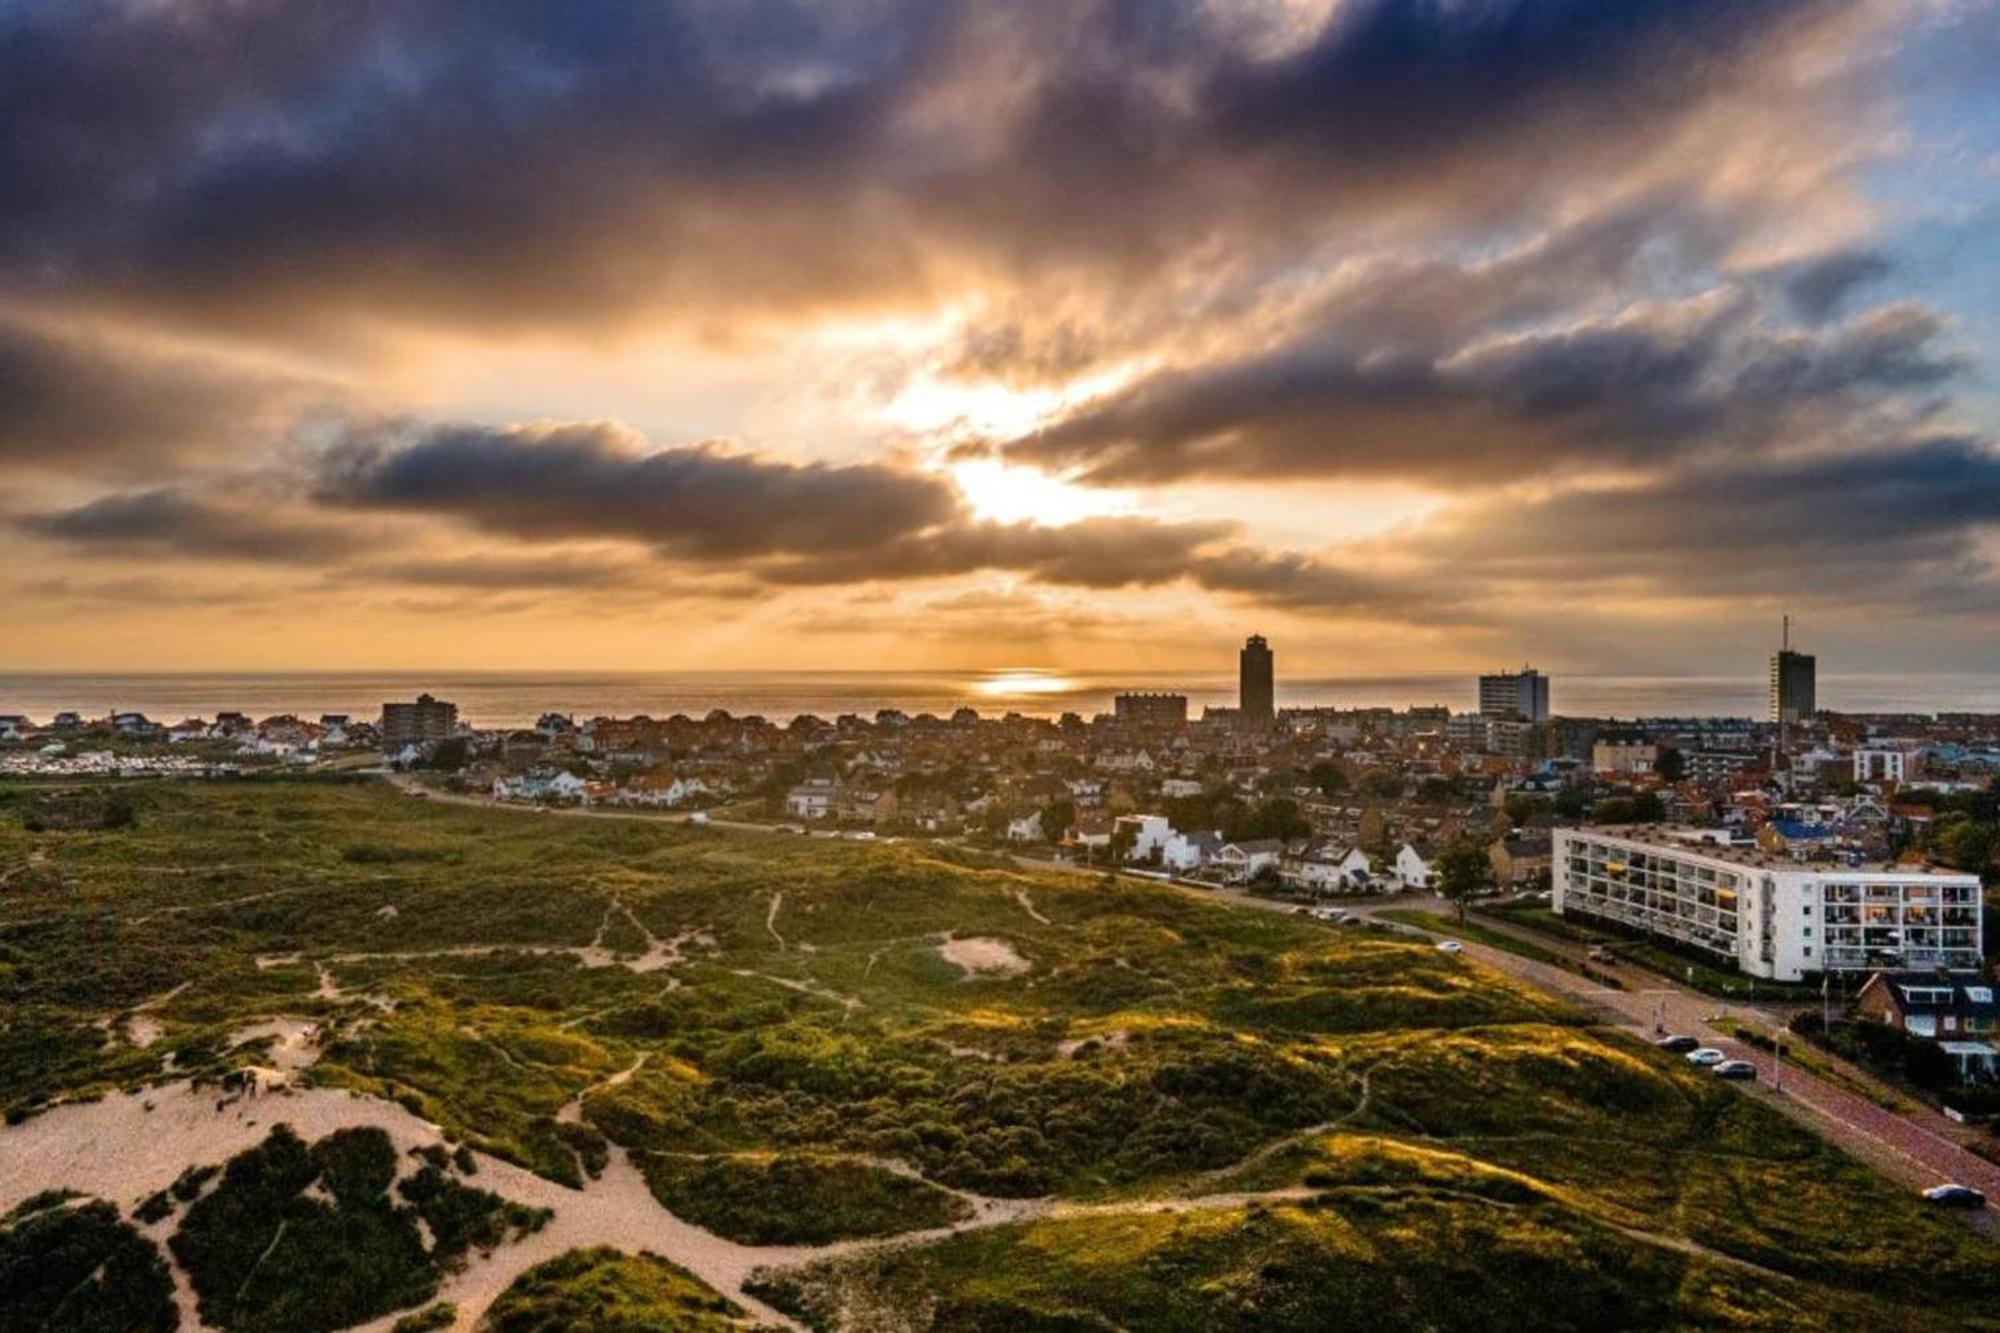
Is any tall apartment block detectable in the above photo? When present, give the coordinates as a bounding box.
[380,693,458,751]
[1478,667,1551,722]
[1555,826,1981,982]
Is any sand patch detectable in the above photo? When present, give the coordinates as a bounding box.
[939,937,1031,978]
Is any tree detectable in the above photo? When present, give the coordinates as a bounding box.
[427,738,469,773]
[1434,837,1494,925]
[1654,747,1686,783]
[1307,761,1347,799]
[1038,799,1075,846]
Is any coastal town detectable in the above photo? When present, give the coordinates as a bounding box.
[7,636,1998,899]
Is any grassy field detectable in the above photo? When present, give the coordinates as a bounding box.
[2,776,1997,1331]
[483,1247,750,1332]
[1374,908,1570,968]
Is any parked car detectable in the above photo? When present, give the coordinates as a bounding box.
[1292,906,1313,917]
[1684,1048,1727,1067]
[1655,1035,1700,1053]
[1711,1060,1758,1081]
[1312,907,1349,922]
[1586,946,1613,962]
[1922,1184,1987,1209]
[1435,940,1463,955]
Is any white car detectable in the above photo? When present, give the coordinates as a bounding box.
[1684,1047,1727,1067]
[1435,940,1463,955]
[1312,907,1349,922]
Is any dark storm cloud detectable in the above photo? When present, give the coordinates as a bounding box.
[1778,249,1893,322]
[1003,282,1964,486]
[16,487,363,563]
[0,0,1848,337]
[317,421,960,559]
[1408,436,2000,610]
[0,318,324,474]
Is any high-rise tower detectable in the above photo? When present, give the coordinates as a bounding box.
[1770,617,1816,725]
[1239,634,1274,730]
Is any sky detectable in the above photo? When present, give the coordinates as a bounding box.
[3,0,1999,677]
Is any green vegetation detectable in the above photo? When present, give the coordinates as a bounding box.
[484,1247,749,1332]
[391,1304,458,1332]
[4,777,1999,1331]
[167,1123,546,1332]
[0,1191,177,1333]
[637,1152,971,1244]
[1375,909,1568,967]
[1482,901,1819,1001]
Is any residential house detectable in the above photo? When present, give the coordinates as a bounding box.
[1394,841,1436,890]
[1489,835,1553,887]
[1284,844,1373,893]
[1854,971,2000,1078]
[1214,838,1284,883]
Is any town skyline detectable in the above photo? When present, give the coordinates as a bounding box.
[3,3,1999,676]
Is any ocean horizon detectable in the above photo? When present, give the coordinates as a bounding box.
[3,668,1999,728]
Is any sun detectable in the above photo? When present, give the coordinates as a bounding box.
[948,459,1132,527]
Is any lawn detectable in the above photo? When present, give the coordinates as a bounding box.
[1374,908,1570,968]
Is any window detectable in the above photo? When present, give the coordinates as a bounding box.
[1966,987,1994,1004]
[1803,947,1812,957]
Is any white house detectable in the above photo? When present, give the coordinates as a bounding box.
[618,774,706,807]
[785,779,837,821]
[1160,778,1205,799]
[1214,838,1284,883]
[1005,810,1045,843]
[1285,845,1373,893]
[1394,841,1436,891]
[494,769,590,804]
[1114,813,1174,861]
[1162,830,1221,873]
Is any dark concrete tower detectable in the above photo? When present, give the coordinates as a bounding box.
[1239,634,1274,730]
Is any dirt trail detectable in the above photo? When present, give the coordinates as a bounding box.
[1013,889,1052,926]
[764,891,786,950]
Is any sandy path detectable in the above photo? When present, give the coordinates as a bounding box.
[1013,889,1052,926]
[765,891,786,950]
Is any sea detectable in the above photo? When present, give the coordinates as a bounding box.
[2,670,1999,728]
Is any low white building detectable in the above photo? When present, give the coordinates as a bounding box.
[1853,748,1912,784]
[1394,842,1436,890]
[1115,813,1174,861]
[1555,825,1983,982]
[1214,838,1283,882]
[1005,811,1045,843]
[1285,845,1373,893]
[785,780,837,821]
[1162,830,1220,873]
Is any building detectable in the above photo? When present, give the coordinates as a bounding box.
[1113,692,1189,727]
[1854,747,1912,785]
[1479,667,1551,723]
[1770,627,1816,724]
[1554,825,1982,981]
[380,693,457,751]
[1239,635,1274,731]
[1592,737,1656,775]
[1854,972,2000,1078]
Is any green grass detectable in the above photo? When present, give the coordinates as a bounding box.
[1481,903,1819,1002]
[1374,909,1570,967]
[636,1152,972,1244]
[4,777,1999,1331]
[483,1247,747,1332]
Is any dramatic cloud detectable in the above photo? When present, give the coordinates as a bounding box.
[0,317,330,475]
[16,487,364,564]
[316,421,959,558]
[0,0,1874,341]
[2,0,1995,673]
[1002,271,1963,486]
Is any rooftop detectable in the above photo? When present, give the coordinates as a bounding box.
[1565,824,1975,878]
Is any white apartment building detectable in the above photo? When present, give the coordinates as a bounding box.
[1555,826,1982,982]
